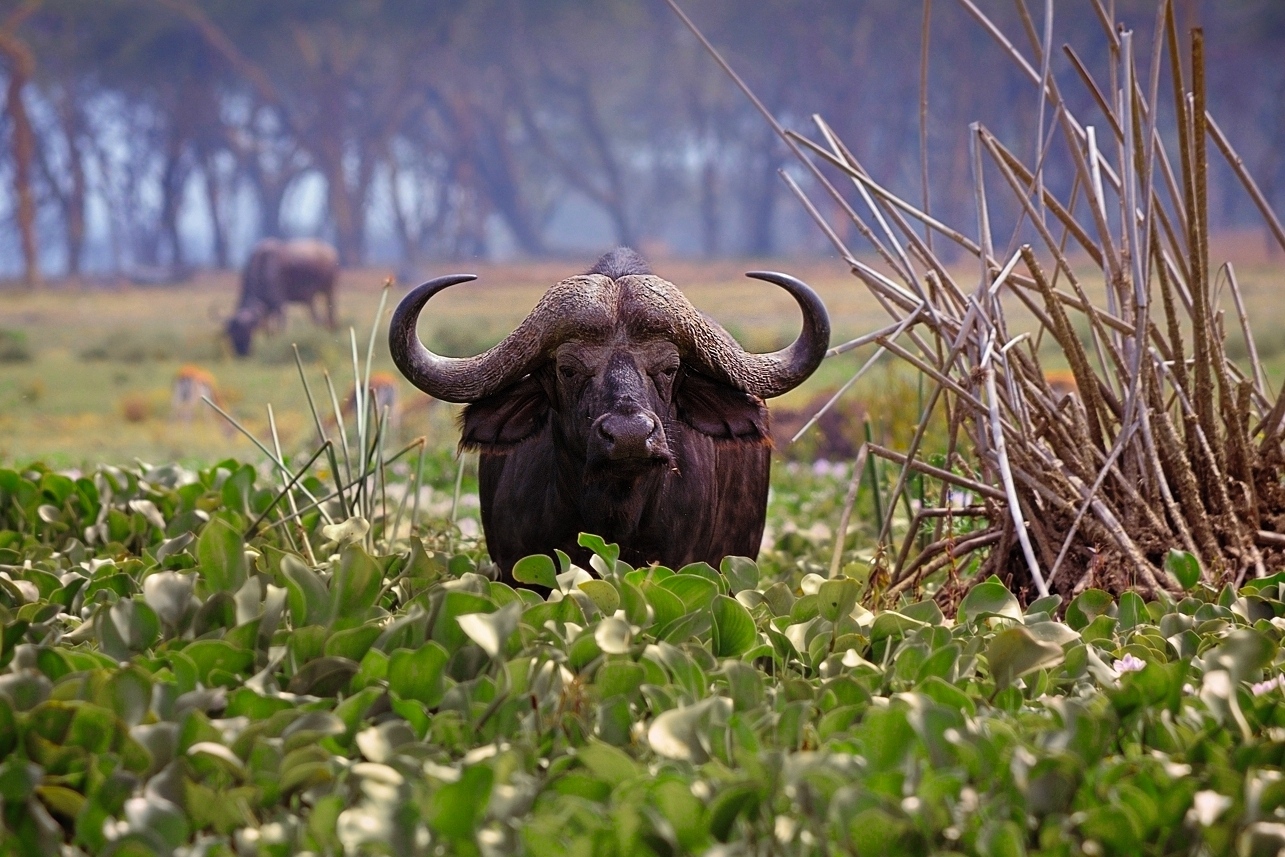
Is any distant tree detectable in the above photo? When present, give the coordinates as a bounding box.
[0,2,40,285]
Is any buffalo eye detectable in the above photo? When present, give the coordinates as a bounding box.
[558,365,577,380]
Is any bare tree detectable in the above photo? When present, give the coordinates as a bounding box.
[0,2,40,286]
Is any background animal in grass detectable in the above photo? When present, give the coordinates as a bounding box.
[170,365,225,425]
[390,247,830,584]
[227,238,339,357]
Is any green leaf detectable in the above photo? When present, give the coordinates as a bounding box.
[677,561,723,586]
[1164,549,1201,590]
[641,581,686,629]
[1065,589,1114,631]
[428,764,494,840]
[353,649,389,691]
[917,675,976,716]
[647,697,732,762]
[578,580,620,615]
[594,660,644,700]
[1117,591,1146,631]
[220,463,256,516]
[959,578,1021,625]
[324,623,383,662]
[196,515,247,593]
[720,556,759,593]
[721,660,764,710]
[141,571,196,628]
[1025,593,1063,616]
[1207,628,1275,682]
[988,626,1065,690]
[104,667,152,726]
[286,656,359,696]
[577,533,620,565]
[658,609,711,644]
[432,591,495,651]
[457,601,521,659]
[512,554,558,589]
[388,643,450,707]
[122,794,189,848]
[847,808,910,855]
[870,611,926,645]
[708,783,760,842]
[711,595,757,657]
[901,599,945,625]
[279,554,329,627]
[0,759,40,802]
[617,579,649,627]
[660,574,719,611]
[329,543,383,626]
[979,820,1027,857]
[183,640,254,685]
[576,740,640,786]
[289,624,328,668]
[108,598,160,653]
[817,578,862,622]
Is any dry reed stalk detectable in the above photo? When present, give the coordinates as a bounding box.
[671,0,1285,600]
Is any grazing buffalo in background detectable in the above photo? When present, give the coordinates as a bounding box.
[389,248,830,583]
[227,238,339,356]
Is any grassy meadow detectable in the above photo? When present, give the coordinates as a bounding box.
[0,235,1283,469]
[0,256,890,466]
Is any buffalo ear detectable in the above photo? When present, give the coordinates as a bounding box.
[676,371,770,443]
[460,374,550,451]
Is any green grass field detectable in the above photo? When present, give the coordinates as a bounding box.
[2,238,1283,467]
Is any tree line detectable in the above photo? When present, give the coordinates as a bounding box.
[0,0,1280,284]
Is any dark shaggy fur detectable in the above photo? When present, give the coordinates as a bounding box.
[587,247,652,279]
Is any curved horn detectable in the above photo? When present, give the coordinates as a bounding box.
[389,273,610,403]
[737,271,831,397]
[389,274,489,403]
[669,271,830,399]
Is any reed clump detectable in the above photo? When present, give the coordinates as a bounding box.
[675,0,1285,603]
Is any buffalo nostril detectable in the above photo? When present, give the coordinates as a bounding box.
[597,411,660,458]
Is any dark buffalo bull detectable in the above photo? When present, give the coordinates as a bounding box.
[227,238,339,356]
[389,248,830,582]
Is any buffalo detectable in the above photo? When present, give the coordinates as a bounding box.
[389,248,830,584]
[227,238,339,356]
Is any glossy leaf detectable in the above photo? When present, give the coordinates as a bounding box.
[512,554,558,590]
[388,643,449,707]
[711,595,757,657]
[988,626,1065,690]
[195,516,247,593]
[959,578,1021,625]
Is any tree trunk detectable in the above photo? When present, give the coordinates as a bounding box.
[744,138,779,257]
[312,73,365,265]
[33,84,86,277]
[202,155,229,268]
[386,151,421,268]
[700,160,720,257]
[62,99,86,277]
[0,29,40,287]
[159,126,188,268]
[464,103,545,256]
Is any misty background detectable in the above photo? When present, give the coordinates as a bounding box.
[0,0,1281,283]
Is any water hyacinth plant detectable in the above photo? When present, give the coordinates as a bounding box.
[2,466,1285,853]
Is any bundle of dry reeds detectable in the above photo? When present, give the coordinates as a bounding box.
[671,0,1285,603]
